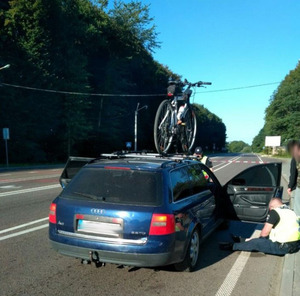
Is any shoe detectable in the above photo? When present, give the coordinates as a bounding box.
[219,242,233,251]
[230,234,246,243]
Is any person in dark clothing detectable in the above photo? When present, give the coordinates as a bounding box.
[287,140,298,196]
[194,146,213,171]
[287,140,300,215]
[219,198,300,256]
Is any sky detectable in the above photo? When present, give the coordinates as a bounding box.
[132,0,300,144]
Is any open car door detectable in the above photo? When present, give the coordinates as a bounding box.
[60,156,95,188]
[225,163,282,222]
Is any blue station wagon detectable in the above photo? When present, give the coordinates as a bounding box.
[49,153,282,271]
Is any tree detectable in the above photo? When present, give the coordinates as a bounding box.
[193,104,226,151]
[252,61,300,151]
[252,127,266,152]
[0,0,227,164]
[228,141,249,153]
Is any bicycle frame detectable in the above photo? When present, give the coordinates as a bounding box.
[158,96,182,132]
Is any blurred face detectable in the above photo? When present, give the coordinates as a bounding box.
[295,145,300,161]
[291,145,298,158]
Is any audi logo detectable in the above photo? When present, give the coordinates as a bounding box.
[91,208,104,215]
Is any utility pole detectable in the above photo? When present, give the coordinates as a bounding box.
[1,65,10,166]
[3,128,9,167]
[134,103,148,151]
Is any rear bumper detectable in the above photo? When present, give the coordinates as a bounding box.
[50,240,173,267]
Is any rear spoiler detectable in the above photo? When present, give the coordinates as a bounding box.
[60,156,95,188]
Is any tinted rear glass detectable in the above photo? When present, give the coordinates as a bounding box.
[61,168,163,206]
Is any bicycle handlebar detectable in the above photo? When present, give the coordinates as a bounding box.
[168,79,212,87]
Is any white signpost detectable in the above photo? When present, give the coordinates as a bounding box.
[265,136,281,155]
[3,128,9,167]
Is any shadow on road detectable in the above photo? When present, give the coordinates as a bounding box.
[121,220,263,274]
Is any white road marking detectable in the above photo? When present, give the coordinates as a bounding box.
[215,229,261,296]
[0,184,61,197]
[0,174,60,184]
[0,173,12,177]
[0,217,48,234]
[257,154,264,164]
[213,156,242,168]
[0,224,48,241]
[214,156,241,172]
[0,185,21,189]
[28,171,38,174]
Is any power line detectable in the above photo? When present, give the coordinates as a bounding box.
[1,81,281,97]
[1,82,165,97]
[196,82,281,94]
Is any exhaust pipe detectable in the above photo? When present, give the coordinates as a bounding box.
[89,251,105,268]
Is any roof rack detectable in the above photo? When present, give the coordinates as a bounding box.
[100,151,198,160]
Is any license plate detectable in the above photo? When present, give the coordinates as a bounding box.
[77,219,121,237]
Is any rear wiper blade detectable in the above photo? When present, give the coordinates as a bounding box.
[73,192,105,201]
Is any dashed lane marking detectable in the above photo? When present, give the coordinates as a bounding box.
[212,156,242,168]
[0,185,21,189]
[214,156,242,172]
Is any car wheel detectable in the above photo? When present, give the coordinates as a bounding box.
[174,228,200,272]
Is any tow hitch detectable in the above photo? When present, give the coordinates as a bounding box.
[89,251,105,268]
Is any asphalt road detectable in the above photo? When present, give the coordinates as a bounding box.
[0,154,288,296]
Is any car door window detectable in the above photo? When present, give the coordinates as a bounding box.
[187,165,209,195]
[171,165,208,202]
[230,164,279,187]
[171,167,191,202]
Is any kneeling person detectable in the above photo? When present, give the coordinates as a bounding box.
[220,198,300,256]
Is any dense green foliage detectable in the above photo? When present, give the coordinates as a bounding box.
[252,62,300,152]
[0,0,226,164]
[193,104,226,151]
[228,140,250,153]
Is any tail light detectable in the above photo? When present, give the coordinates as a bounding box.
[49,203,57,224]
[149,214,175,235]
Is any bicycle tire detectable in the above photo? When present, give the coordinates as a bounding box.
[154,100,173,153]
[181,106,197,152]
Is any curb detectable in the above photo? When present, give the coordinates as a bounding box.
[280,252,300,296]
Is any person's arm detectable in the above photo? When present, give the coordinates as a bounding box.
[245,210,279,241]
[206,158,213,171]
[261,209,280,237]
[260,223,273,237]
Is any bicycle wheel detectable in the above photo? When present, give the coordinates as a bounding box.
[181,106,197,152]
[154,100,173,154]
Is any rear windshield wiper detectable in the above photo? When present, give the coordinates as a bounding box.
[73,192,105,201]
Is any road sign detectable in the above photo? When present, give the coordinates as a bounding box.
[3,128,9,140]
[265,136,281,147]
[126,142,132,149]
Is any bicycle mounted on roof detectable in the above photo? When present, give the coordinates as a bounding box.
[154,79,211,154]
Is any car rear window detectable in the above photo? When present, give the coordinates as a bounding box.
[61,167,163,206]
